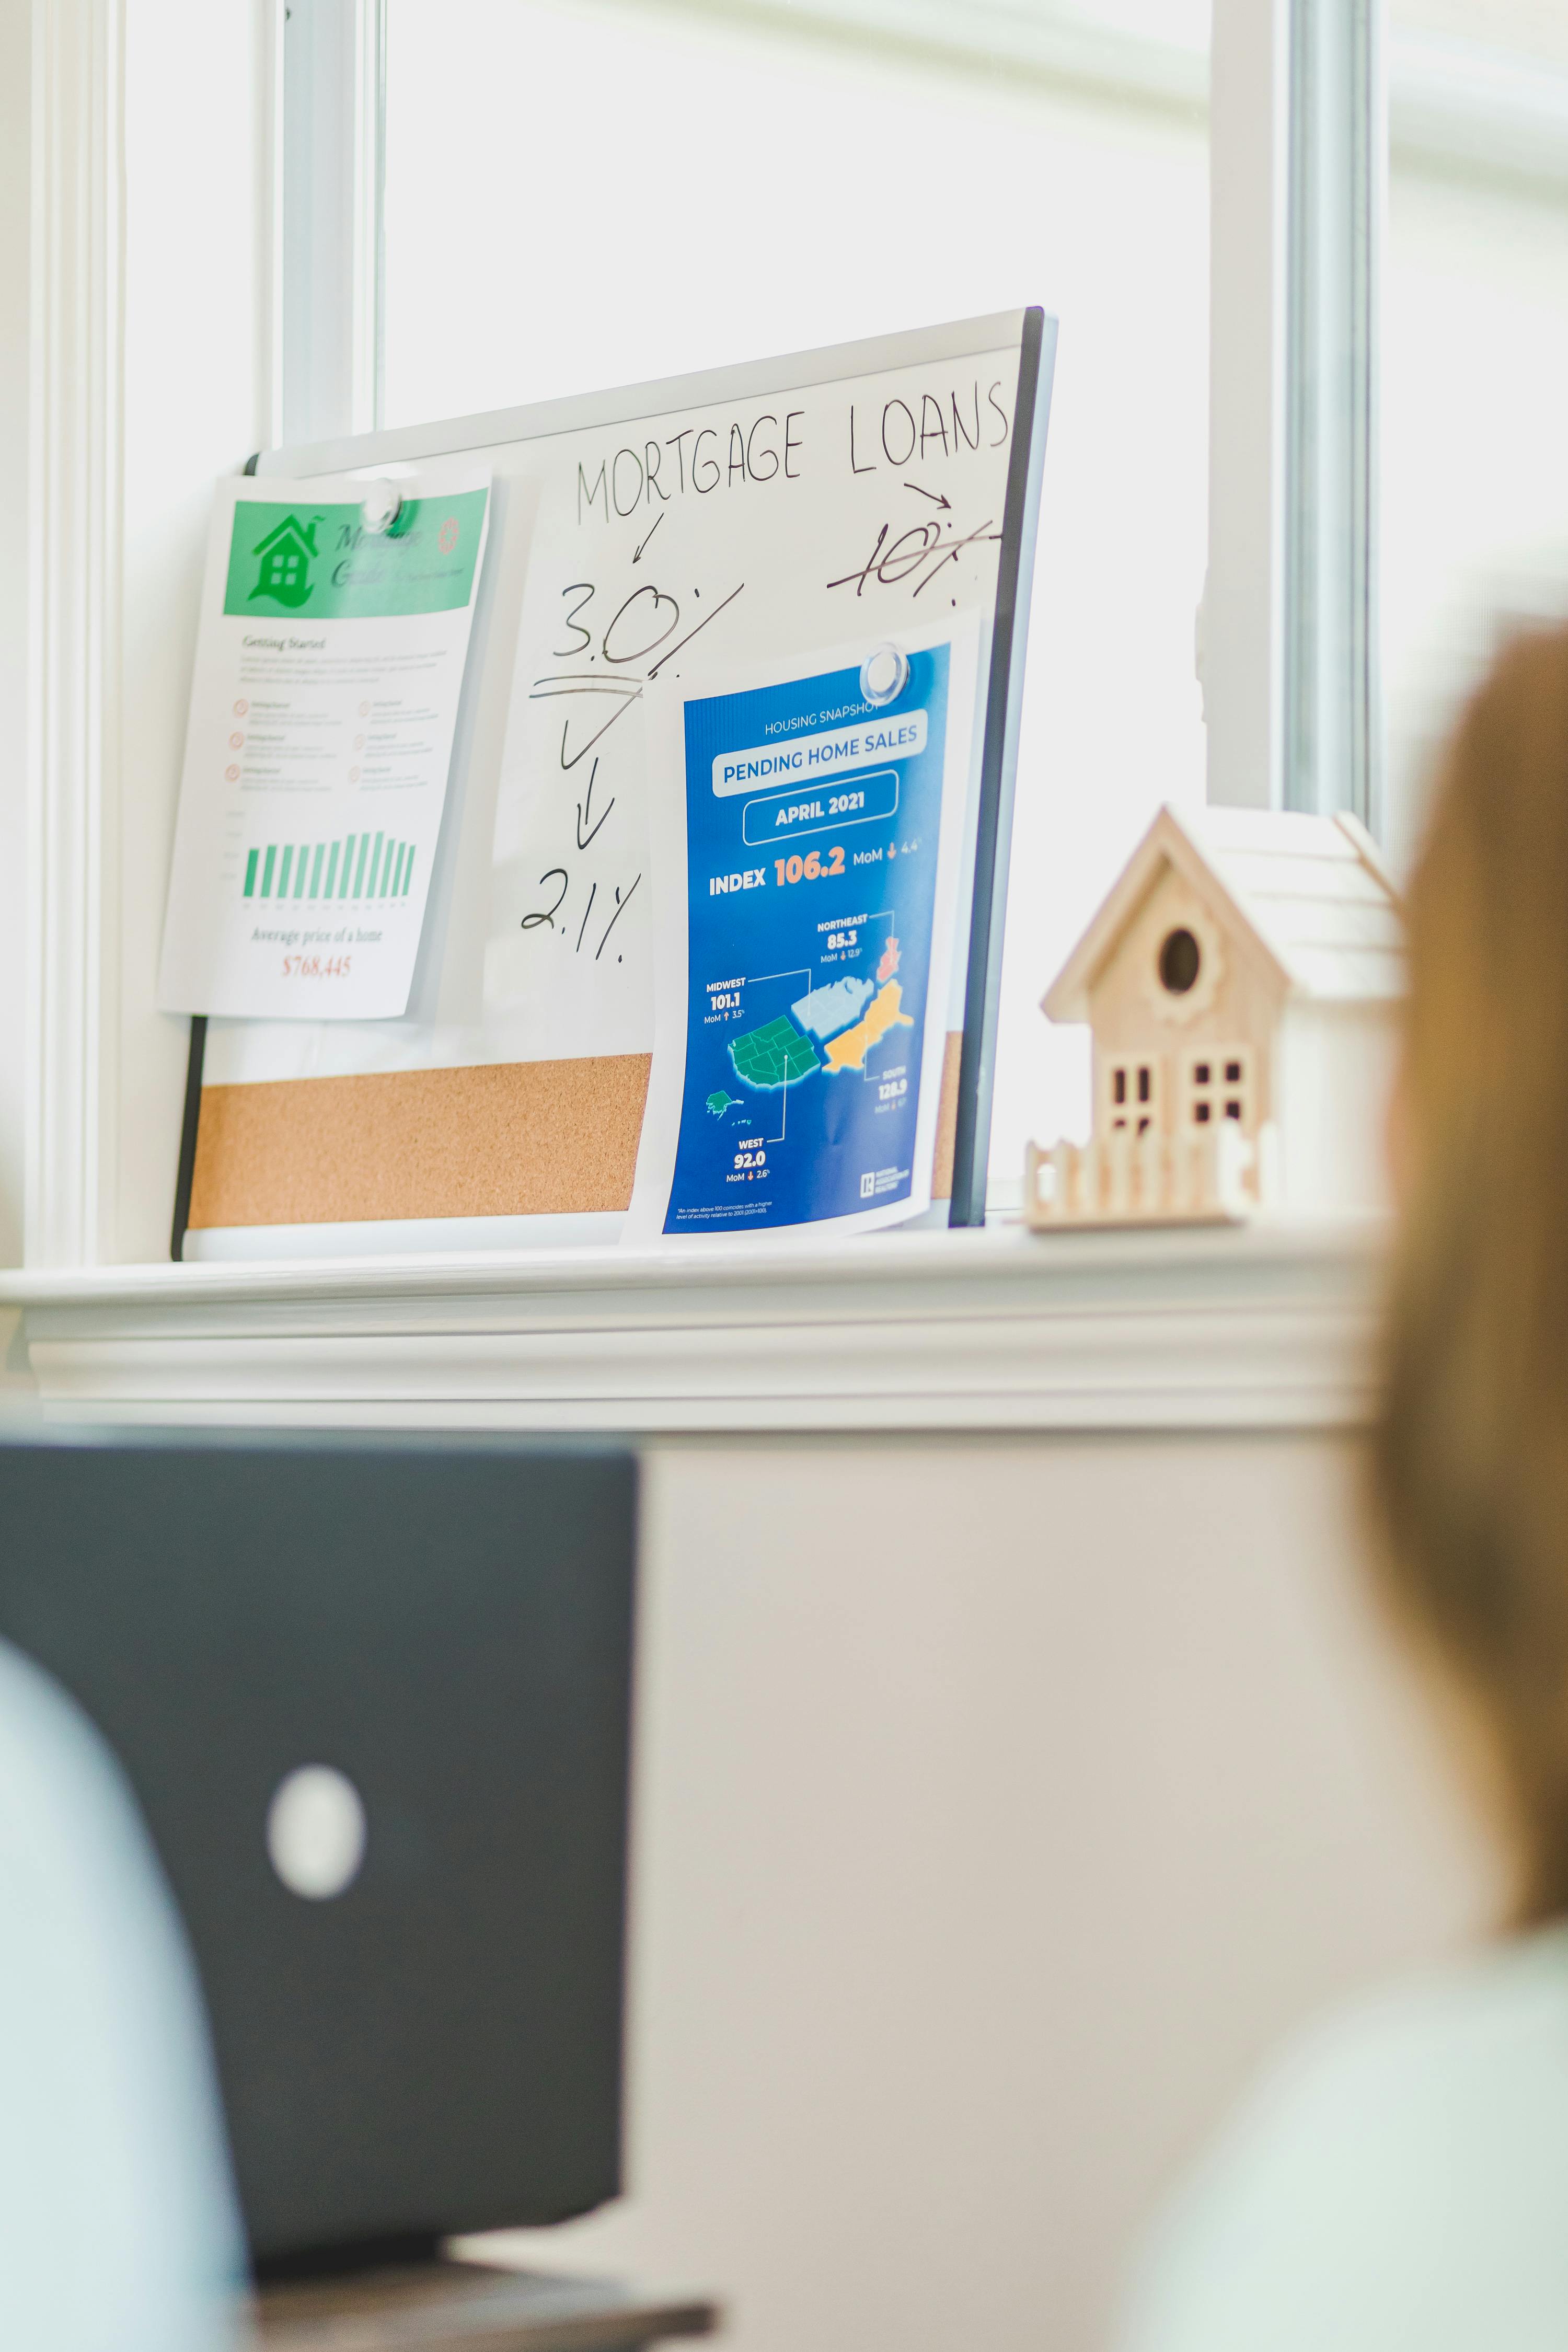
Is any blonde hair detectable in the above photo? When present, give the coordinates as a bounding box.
[1374,624,1568,1923]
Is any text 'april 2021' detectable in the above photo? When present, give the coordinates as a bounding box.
[740,770,900,847]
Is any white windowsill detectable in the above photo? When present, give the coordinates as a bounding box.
[0,1218,1386,1435]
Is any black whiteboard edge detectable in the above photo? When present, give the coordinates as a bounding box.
[170,1016,207,1264]
[170,449,259,1264]
[948,306,1058,1230]
[253,310,1036,479]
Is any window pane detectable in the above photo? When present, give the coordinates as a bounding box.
[384,0,1209,1196]
[1383,1,1568,868]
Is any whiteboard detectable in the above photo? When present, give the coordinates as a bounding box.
[176,309,1055,1259]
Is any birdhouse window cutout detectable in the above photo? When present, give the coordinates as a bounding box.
[1186,1050,1250,1129]
[1106,1058,1159,1136]
[1025,803,1403,1227]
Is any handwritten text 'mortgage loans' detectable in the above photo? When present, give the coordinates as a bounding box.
[575,375,1013,525]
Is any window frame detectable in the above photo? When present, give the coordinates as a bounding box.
[1204,0,1381,828]
[3,0,1389,1275]
[280,0,385,444]
[285,0,1383,829]
[1283,0,1382,831]
[260,0,1381,1234]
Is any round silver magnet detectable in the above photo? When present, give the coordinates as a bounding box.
[860,643,908,707]
[360,480,403,536]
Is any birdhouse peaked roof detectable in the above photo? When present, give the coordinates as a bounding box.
[1042,803,1403,1023]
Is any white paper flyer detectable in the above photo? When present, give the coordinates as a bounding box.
[157,456,491,1021]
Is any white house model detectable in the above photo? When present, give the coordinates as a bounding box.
[1024,803,1403,1227]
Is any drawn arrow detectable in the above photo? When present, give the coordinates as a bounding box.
[632,513,664,562]
[904,482,951,509]
[575,756,616,852]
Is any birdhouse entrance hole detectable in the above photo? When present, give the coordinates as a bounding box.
[1158,926,1202,994]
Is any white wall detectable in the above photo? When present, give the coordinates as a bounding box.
[475,1430,1493,2352]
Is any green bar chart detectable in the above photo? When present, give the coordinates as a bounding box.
[241,835,417,902]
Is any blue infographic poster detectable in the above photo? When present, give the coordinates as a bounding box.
[630,626,976,1241]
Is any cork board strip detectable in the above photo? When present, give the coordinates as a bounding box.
[189,1056,652,1229]
[189,1035,963,1230]
[931,1030,961,1205]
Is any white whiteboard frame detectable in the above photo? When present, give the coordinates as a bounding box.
[257,308,1039,481]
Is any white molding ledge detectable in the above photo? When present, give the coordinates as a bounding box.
[0,1220,1385,1435]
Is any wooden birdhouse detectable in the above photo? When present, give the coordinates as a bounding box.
[1025,804,1403,1227]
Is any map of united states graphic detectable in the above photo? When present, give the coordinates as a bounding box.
[821,981,913,1073]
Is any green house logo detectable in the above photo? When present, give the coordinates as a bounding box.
[248,513,319,608]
